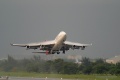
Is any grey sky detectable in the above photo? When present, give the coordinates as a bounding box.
[0,0,120,59]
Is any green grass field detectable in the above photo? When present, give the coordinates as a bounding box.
[0,72,120,80]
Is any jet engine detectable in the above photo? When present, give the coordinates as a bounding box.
[72,45,80,49]
[26,46,30,49]
[26,46,37,49]
[81,46,85,50]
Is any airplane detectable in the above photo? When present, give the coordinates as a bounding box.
[11,31,92,55]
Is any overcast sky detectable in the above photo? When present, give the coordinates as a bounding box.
[0,0,120,59]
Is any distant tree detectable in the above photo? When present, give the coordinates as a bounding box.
[7,55,17,64]
[79,57,92,74]
[43,60,54,73]
[81,57,91,66]
[95,58,105,64]
[2,55,18,71]
[33,55,41,61]
[62,62,78,74]
[26,62,40,73]
[82,65,92,74]
[1,55,120,75]
[53,59,64,73]
[92,63,108,74]
[114,62,120,75]
[109,66,116,75]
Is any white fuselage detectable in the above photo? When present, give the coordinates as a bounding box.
[51,31,67,51]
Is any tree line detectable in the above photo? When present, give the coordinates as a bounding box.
[0,55,120,75]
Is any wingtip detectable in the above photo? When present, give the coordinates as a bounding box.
[10,43,13,46]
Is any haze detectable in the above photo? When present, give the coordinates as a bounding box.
[0,0,120,59]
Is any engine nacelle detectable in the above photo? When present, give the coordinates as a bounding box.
[72,45,80,49]
[26,46,30,49]
[81,46,85,50]
[71,45,75,50]
[26,46,37,49]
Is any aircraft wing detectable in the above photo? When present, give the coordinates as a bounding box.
[11,40,55,49]
[64,41,92,50]
[10,43,27,47]
[40,40,55,46]
[11,42,42,47]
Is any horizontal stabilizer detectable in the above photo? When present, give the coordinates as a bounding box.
[10,43,26,47]
[32,52,46,54]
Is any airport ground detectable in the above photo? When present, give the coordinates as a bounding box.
[0,72,120,80]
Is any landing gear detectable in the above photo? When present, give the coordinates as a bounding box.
[57,52,60,54]
[51,50,61,54]
[52,52,55,54]
[62,47,65,54]
[63,50,65,54]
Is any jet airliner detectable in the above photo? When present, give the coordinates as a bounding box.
[11,31,92,54]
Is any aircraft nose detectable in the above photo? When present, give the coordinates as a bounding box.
[61,31,66,35]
